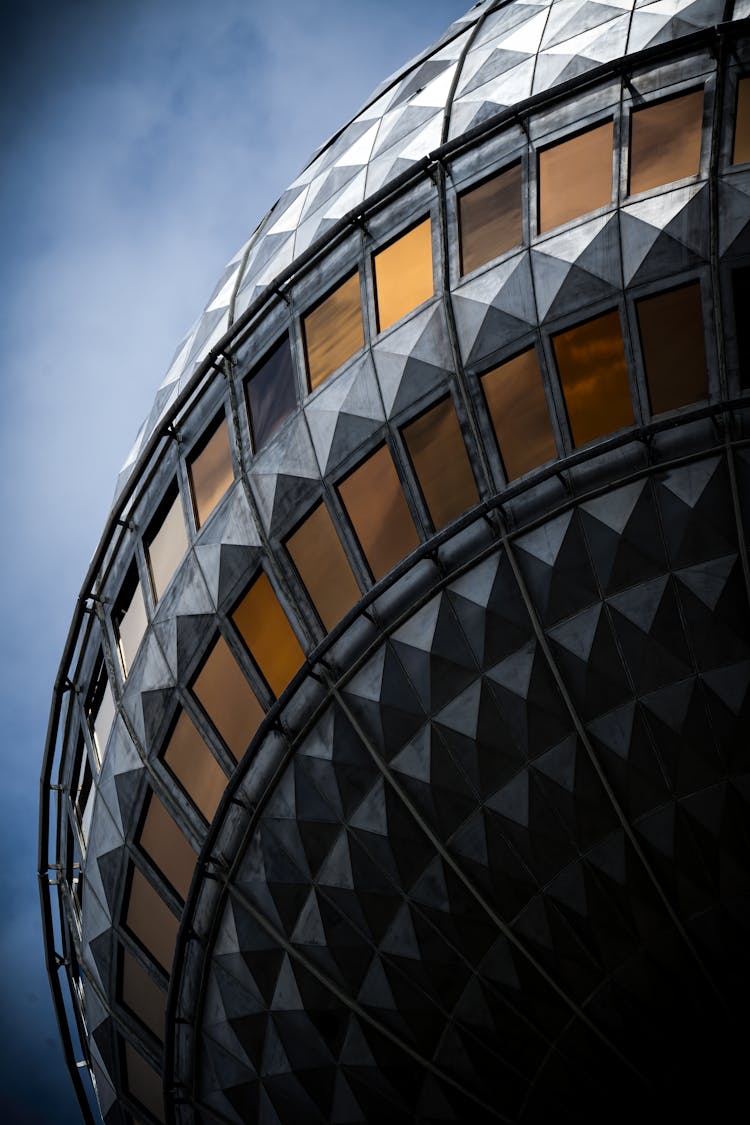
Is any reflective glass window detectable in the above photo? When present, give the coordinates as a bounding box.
[121,947,165,1041]
[192,635,264,761]
[125,866,178,973]
[338,445,420,581]
[114,567,148,678]
[88,660,115,767]
[233,572,305,697]
[287,503,361,632]
[139,791,196,902]
[459,163,522,275]
[246,335,297,451]
[146,489,188,603]
[374,217,434,332]
[163,710,227,822]
[482,348,557,480]
[552,310,634,447]
[303,272,364,391]
[636,282,707,414]
[73,735,95,843]
[402,398,478,530]
[124,1042,165,1124]
[732,267,750,389]
[629,89,703,196]
[734,77,750,165]
[187,415,234,529]
[538,120,613,233]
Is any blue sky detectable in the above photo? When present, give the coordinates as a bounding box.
[0,1,465,1120]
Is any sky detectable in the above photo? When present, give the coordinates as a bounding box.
[0,0,466,1121]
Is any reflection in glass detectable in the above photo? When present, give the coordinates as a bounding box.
[121,946,165,1041]
[629,89,703,195]
[233,572,305,697]
[482,349,556,480]
[146,489,188,604]
[192,635,264,761]
[637,282,707,414]
[246,335,297,451]
[139,791,196,902]
[403,398,478,529]
[124,1041,166,1123]
[538,120,613,233]
[553,310,633,447]
[459,163,522,275]
[732,267,750,390]
[374,218,434,332]
[287,503,361,631]
[734,78,750,165]
[338,445,420,580]
[73,737,94,844]
[114,568,148,678]
[187,416,234,528]
[125,866,178,973]
[88,661,116,767]
[163,710,227,822]
[303,273,364,390]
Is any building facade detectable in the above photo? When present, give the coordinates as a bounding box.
[41,1,750,1122]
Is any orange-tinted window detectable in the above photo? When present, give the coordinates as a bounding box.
[733,77,750,165]
[121,947,165,1041]
[124,1042,165,1124]
[552,310,634,447]
[482,348,557,480]
[374,218,434,333]
[402,398,478,530]
[139,791,196,902]
[629,89,703,196]
[187,416,234,528]
[287,503,361,632]
[303,272,364,391]
[125,867,178,973]
[192,635,264,761]
[114,568,148,678]
[146,489,188,603]
[232,572,305,697]
[246,335,297,451]
[538,120,613,233]
[162,710,227,822]
[637,282,707,415]
[338,445,420,581]
[459,164,522,275]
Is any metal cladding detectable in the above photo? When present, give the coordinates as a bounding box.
[40,2,750,1124]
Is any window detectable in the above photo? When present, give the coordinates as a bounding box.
[125,866,178,973]
[402,398,478,530]
[114,567,148,678]
[629,89,703,196]
[246,335,297,451]
[87,658,116,766]
[552,310,633,447]
[734,77,750,165]
[162,710,227,822]
[303,272,364,390]
[187,414,234,528]
[732,267,750,389]
[338,445,420,581]
[120,947,165,1041]
[192,635,264,761]
[145,488,188,603]
[232,572,305,697]
[287,503,361,632]
[637,282,707,414]
[481,348,556,480]
[374,218,434,332]
[124,1041,165,1124]
[538,120,613,233]
[459,163,522,275]
[72,735,95,844]
[138,791,196,902]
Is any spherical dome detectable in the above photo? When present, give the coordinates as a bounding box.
[42,2,750,1124]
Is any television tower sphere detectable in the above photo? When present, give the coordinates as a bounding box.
[41,2,750,1122]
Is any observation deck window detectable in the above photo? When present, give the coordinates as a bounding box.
[481,347,556,480]
[636,281,707,414]
[192,635,264,761]
[338,445,419,581]
[124,1041,165,1124]
[232,572,305,697]
[145,487,188,604]
[162,710,227,822]
[114,566,148,679]
[187,413,234,529]
[125,866,178,974]
[246,335,297,451]
[138,791,196,902]
[733,77,750,165]
[538,120,613,233]
[402,397,478,530]
[287,502,361,632]
[552,309,633,447]
[120,946,165,1041]
[459,163,522,274]
[374,217,434,332]
[303,272,364,390]
[629,89,703,196]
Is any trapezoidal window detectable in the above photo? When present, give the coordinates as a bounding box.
[459,163,522,275]
[402,398,478,530]
[120,946,165,1041]
[538,120,613,234]
[138,790,196,902]
[187,413,234,529]
[732,267,750,389]
[162,709,227,822]
[145,487,188,604]
[733,77,750,165]
[286,503,361,632]
[481,348,557,480]
[636,281,707,414]
[246,334,297,451]
[232,572,305,698]
[629,89,703,196]
[87,657,116,767]
[192,635,264,761]
[72,734,95,844]
[338,444,420,581]
[303,272,364,391]
[552,309,634,447]
[374,217,434,333]
[125,865,178,973]
[123,1041,166,1124]
[113,565,148,679]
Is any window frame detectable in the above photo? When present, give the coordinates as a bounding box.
[371,213,436,335]
[301,268,365,393]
